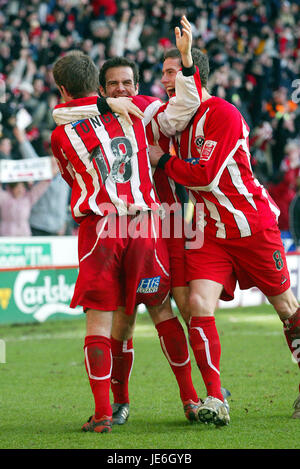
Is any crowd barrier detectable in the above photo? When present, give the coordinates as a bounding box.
[0,236,299,324]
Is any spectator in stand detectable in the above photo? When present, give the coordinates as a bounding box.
[250,121,274,183]
[12,126,71,237]
[268,140,300,231]
[29,174,70,237]
[0,136,14,160]
[0,120,60,239]
[271,112,299,173]
[289,175,300,252]
[0,166,57,237]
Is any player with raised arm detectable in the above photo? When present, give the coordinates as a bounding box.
[151,48,300,425]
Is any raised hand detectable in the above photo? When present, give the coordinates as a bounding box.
[106,97,144,125]
[174,16,193,68]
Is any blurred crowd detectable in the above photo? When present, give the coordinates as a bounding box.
[0,0,300,246]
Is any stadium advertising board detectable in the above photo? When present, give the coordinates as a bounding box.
[0,157,52,183]
[0,268,83,323]
[0,236,78,268]
[0,237,82,324]
[0,242,52,268]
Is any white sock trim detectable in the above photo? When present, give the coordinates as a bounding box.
[85,347,112,380]
[160,335,190,367]
[191,326,220,375]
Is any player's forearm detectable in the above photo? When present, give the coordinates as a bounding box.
[97,97,112,114]
[53,97,112,126]
[157,153,213,191]
[19,139,39,160]
[181,51,193,68]
[156,65,201,136]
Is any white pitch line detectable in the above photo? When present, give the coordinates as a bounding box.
[227,314,279,323]
[2,327,282,343]
[2,324,156,343]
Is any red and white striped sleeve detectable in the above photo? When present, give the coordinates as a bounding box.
[158,101,246,190]
[51,126,75,187]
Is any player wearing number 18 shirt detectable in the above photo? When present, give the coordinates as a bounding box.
[51,42,203,432]
[51,67,202,316]
[52,93,170,315]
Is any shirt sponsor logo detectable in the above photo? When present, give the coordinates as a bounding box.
[136,276,161,294]
[200,140,217,161]
[71,119,86,128]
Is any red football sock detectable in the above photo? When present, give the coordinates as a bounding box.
[156,317,198,403]
[282,307,300,392]
[189,316,223,401]
[84,335,112,420]
[110,336,134,404]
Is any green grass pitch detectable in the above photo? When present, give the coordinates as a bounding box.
[0,304,299,450]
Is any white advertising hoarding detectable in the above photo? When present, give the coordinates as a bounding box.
[0,157,53,183]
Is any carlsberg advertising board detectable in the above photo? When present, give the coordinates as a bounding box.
[0,268,83,324]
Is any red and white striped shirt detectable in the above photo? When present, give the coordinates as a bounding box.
[51,95,162,221]
[51,67,202,222]
[160,96,280,239]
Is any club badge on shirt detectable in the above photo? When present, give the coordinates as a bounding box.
[194,135,204,155]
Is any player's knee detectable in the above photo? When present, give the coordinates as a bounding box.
[189,292,211,316]
[268,289,299,320]
[112,308,136,340]
[111,322,135,341]
[175,298,190,324]
[148,299,174,325]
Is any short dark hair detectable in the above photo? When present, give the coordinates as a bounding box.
[99,57,139,91]
[164,48,181,61]
[52,50,99,98]
[163,47,210,89]
[191,48,209,89]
